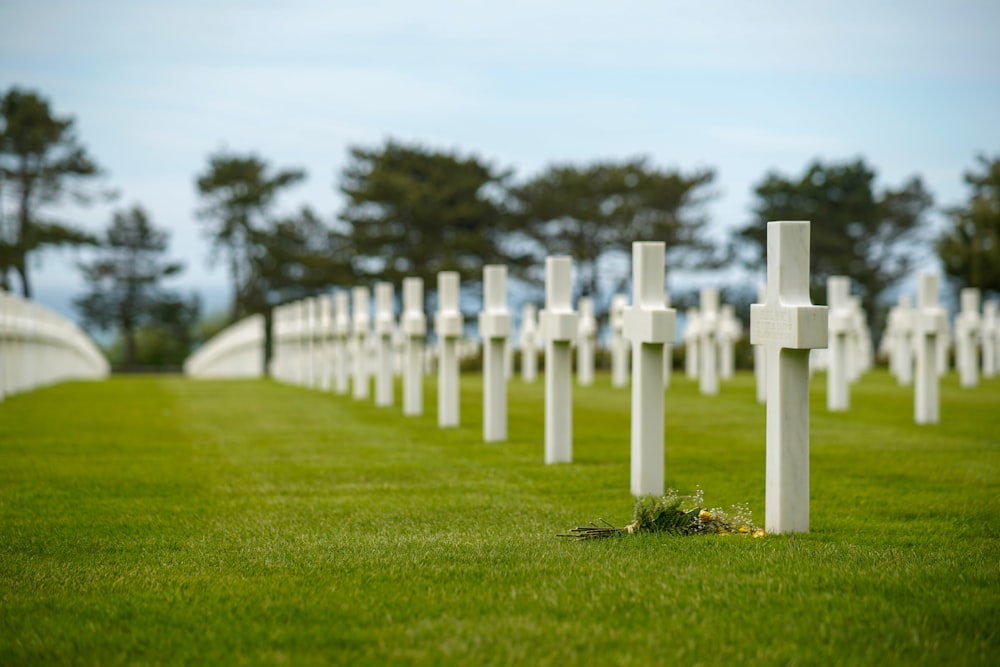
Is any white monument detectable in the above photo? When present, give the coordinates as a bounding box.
[753,284,767,404]
[317,294,332,391]
[479,265,512,442]
[826,276,852,412]
[895,295,915,387]
[749,221,828,535]
[333,291,351,395]
[520,303,539,383]
[402,277,427,417]
[661,292,673,390]
[577,296,597,386]
[914,273,947,425]
[374,282,395,407]
[540,256,578,464]
[609,294,629,387]
[717,304,741,381]
[955,288,981,388]
[435,272,462,427]
[623,242,676,497]
[698,287,720,396]
[684,308,700,380]
[982,301,998,379]
[351,286,371,400]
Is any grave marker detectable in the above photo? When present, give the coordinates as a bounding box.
[753,284,767,404]
[351,287,370,400]
[956,288,981,388]
[623,242,676,496]
[577,296,596,386]
[374,282,395,407]
[914,273,946,424]
[826,276,851,412]
[318,295,332,391]
[435,272,462,427]
[610,294,629,387]
[662,292,673,390]
[699,287,720,396]
[684,308,700,380]
[479,265,512,442]
[750,221,828,534]
[333,291,350,394]
[982,301,998,379]
[895,295,915,386]
[402,277,426,416]
[718,304,741,381]
[520,303,539,382]
[540,257,578,463]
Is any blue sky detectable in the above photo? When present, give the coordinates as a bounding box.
[2,0,998,322]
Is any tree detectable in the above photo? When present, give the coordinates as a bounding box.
[195,151,305,320]
[734,158,933,328]
[339,140,521,291]
[509,158,716,300]
[0,87,104,297]
[74,205,188,368]
[937,155,1000,300]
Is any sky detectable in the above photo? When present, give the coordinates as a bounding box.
[2,0,998,325]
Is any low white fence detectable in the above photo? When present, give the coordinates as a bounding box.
[183,314,265,378]
[0,289,109,399]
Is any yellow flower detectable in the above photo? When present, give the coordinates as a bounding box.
[737,526,750,534]
[752,529,766,538]
[698,509,712,521]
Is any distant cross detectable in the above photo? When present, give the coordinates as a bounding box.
[750,221,828,534]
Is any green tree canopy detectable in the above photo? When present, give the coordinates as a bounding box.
[338,140,521,291]
[74,205,192,368]
[937,155,1000,300]
[734,158,933,327]
[509,158,716,301]
[195,151,305,320]
[0,87,104,297]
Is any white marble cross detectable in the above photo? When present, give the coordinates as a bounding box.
[374,282,395,407]
[609,294,629,387]
[956,288,981,388]
[718,304,741,381]
[982,301,998,379]
[318,295,333,391]
[435,272,462,427]
[826,276,852,412]
[520,303,539,383]
[479,265,512,442]
[895,295,915,387]
[684,307,700,380]
[914,273,947,424]
[750,221,828,534]
[333,291,351,395]
[698,287,720,396]
[540,256,578,463]
[351,287,371,400]
[661,292,673,390]
[623,242,676,496]
[402,277,427,417]
[753,284,767,404]
[577,296,597,386]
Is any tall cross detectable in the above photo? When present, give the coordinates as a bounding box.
[750,221,828,534]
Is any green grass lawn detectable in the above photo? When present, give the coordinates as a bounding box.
[1,369,998,665]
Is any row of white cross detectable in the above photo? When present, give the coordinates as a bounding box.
[248,222,826,533]
[189,222,995,534]
[0,289,109,400]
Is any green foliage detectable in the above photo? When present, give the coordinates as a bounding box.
[0,86,104,297]
[1,372,997,665]
[937,155,1000,300]
[735,158,933,332]
[74,205,194,368]
[339,139,520,292]
[195,151,307,319]
[510,158,716,302]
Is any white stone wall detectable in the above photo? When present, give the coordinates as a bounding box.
[0,290,109,398]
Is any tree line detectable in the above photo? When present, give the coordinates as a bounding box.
[2,86,998,368]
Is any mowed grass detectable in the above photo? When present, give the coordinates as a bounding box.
[1,368,998,666]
